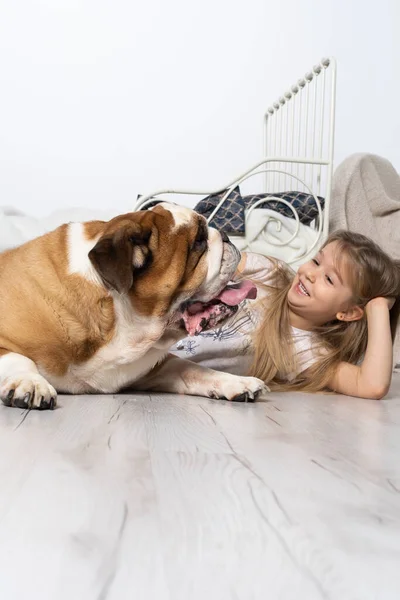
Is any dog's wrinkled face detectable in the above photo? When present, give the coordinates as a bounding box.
[88,203,256,335]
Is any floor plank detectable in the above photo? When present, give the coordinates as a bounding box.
[0,377,399,599]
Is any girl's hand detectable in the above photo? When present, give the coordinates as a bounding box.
[366,297,395,312]
[331,295,395,399]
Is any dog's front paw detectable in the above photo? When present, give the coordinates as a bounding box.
[210,374,269,403]
[0,373,57,410]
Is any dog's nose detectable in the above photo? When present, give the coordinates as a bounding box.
[220,231,230,243]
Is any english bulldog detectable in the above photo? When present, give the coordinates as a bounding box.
[0,203,266,409]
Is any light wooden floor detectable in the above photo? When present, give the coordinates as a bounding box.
[0,376,400,600]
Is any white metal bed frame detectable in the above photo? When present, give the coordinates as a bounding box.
[134,57,337,267]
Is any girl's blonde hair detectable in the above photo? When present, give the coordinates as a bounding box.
[249,230,400,393]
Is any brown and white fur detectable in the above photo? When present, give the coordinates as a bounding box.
[0,203,266,409]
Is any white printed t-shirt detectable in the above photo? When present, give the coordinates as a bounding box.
[171,253,320,381]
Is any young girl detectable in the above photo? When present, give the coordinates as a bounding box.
[172,230,400,399]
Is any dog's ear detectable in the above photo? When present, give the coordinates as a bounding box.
[89,223,153,293]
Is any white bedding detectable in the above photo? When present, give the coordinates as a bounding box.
[230,208,318,269]
[0,206,120,253]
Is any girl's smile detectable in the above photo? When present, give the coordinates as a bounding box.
[295,280,310,296]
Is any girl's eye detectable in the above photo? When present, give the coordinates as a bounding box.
[312,258,319,266]
[326,275,334,285]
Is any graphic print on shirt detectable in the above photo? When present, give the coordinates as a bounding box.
[174,301,254,357]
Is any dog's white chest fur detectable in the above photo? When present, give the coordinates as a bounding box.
[42,296,168,394]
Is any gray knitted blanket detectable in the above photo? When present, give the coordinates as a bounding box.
[329,153,400,368]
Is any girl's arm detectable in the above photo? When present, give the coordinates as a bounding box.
[328,297,394,399]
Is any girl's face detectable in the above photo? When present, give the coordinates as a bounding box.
[287,242,361,328]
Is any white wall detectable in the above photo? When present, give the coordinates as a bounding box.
[0,0,399,216]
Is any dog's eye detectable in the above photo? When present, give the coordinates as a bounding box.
[192,219,208,253]
[193,239,207,252]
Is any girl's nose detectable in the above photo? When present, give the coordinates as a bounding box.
[306,270,316,283]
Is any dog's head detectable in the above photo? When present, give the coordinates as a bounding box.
[88,203,256,335]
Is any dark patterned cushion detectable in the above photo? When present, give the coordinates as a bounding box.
[194,187,245,235]
[243,191,325,225]
[140,189,325,234]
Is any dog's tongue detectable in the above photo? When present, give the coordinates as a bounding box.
[215,280,257,306]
